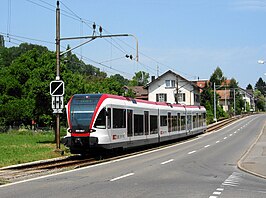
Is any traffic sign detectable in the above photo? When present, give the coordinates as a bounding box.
[50,80,64,96]
[52,96,64,114]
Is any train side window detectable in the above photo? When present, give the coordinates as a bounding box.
[113,108,126,128]
[168,113,172,132]
[177,113,181,131]
[181,116,186,130]
[107,108,111,129]
[134,114,144,136]
[150,115,158,134]
[172,115,177,131]
[144,111,149,135]
[187,115,192,130]
[160,115,167,126]
[193,115,197,128]
[203,113,206,125]
[94,108,106,129]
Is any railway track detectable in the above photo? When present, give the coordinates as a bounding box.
[0,115,247,185]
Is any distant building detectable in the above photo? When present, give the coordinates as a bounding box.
[194,79,255,112]
[146,70,201,106]
[123,86,148,100]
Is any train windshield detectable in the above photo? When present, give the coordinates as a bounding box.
[70,94,102,132]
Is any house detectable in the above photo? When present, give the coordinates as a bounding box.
[194,79,255,112]
[123,86,148,100]
[146,70,201,106]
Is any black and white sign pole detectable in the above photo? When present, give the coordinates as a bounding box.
[55,0,61,151]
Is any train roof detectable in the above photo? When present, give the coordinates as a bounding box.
[71,94,205,110]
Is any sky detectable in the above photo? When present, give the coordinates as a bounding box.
[1,0,266,88]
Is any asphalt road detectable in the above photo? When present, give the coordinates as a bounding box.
[0,114,266,198]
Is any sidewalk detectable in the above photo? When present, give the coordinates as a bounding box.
[238,122,266,179]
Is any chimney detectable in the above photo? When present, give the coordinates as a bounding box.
[151,76,155,82]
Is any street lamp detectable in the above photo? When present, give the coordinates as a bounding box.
[258,60,265,64]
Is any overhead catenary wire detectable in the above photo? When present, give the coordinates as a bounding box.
[15,0,198,80]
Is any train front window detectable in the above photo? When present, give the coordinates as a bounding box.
[70,95,101,132]
[94,108,106,129]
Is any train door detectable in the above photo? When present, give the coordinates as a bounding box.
[127,109,133,140]
[106,107,112,142]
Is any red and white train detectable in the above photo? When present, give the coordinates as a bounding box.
[62,94,207,154]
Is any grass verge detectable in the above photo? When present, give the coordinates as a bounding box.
[0,129,70,168]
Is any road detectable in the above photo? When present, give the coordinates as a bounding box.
[0,114,265,198]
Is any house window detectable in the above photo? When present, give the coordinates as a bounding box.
[156,93,167,102]
[165,80,175,88]
[194,94,200,103]
[178,93,186,102]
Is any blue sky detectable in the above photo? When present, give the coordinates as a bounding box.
[1,0,266,88]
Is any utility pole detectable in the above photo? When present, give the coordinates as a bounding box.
[176,75,179,103]
[214,82,217,122]
[234,88,236,116]
[55,0,61,151]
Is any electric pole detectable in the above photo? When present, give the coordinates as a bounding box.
[55,0,61,151]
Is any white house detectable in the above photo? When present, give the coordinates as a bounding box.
[146,70,201,106]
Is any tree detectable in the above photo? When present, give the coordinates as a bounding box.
[110,74,129,86]
[209,66,226,86]
[254,89,265,111]
[0,35,4,47]
[129,71,149,86]
[246,84,253,90]
[255,77,266,96]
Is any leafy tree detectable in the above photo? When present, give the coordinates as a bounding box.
[246,84,253,90]
[209,66,226,87]
[255,77,266,96]
[0,35,4,47]
[129,71,149,86]
[254,89,265,111]
[110,74,129,86]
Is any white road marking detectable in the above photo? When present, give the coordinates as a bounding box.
[204,145,210,148]
[209,196,217,198]
[161,159,174,165]
[216,188,224,191]
[188,150,196,154]
[234,131,237,134]
[222,172,242,187]
[224,137,227,140]
[110,173,134,182]
[216,140,220,143]
[229,134,233,136]
[213,191,221,195]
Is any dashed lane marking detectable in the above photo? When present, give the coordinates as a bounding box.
[110,173,134,182]
[188,150,196,154]
[204,145,210,148]
[161,159,174,165]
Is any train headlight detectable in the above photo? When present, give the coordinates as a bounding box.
[89,129,96,133]
[67,128,72,133]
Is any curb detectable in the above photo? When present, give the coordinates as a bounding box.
[237,121,266,179]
